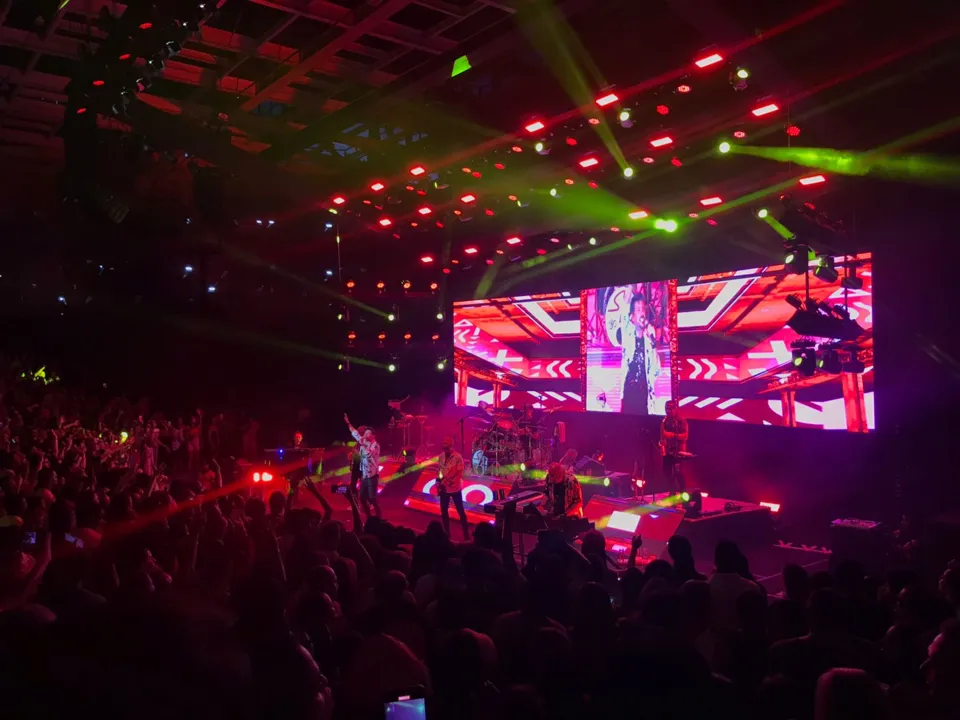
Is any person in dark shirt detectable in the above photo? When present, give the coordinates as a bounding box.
[660,400,689,492]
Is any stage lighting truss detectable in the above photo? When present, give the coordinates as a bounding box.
[785,295,865,342]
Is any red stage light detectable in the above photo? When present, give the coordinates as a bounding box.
[494,163,505,170]
[485,259,494,265]
[629,210,649,220]
[588,117,600,125]
[348,331,357,340]
[418,206,432,215]
[565,178,574,185]
[430,282,438,290]
[677,84,691,93]
[410,222,418,228]
[484,209,495,216]
[93,80,105,86]
[119,53,132,61]
[706,219,718,226]
[536,248,547,255]
[524,120,545,133]
[798,174,826,186]
[370,181,385,191]
[610,227,620,232]
[139,22,152,29]
[506,236,522,245]
[694,52,723,68]
[642,156,655,164]
[453,210,462,216]
[253,472,260,483]
[656,104,670,115]
[596,92,619,107]
[472,171,482,178]
[751,103,779,117]
[378,217,392,227]
[421,255,434,264]
[566,137,578,146]
[733,130,746,139]
[671,157,683,167]
[332,195,346,205]
[510,146,523,153]
[376,282,385,290]
[786,125,801,137]
[405,185,414,191]
[409,165,426,176]
[700,196,723,206]
[460,194,476,203]
[432,333,441,340]
[578,157,599,168]
[262,471,273,482]
[550,237,560,243]
[495,249,505,255]
[688,212,699,218]
[759,501,781,513]
[588,181,598,188]
[650,136,673,148]
[435,222,444,228]
[378,332,386,341]
[403,333,412,340]
[462,167,471,173]
[346,280,355,289]
[508,195,517,202]
[402,281,411,290]
[76,107,87,114]
[464,247,478,255]
[442,268,451,274]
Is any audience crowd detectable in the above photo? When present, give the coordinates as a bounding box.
[2,360,960,720]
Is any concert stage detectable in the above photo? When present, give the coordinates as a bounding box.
[398,465,775,554]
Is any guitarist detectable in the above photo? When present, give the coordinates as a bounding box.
[659,400,689,492]
[438,436,469,540]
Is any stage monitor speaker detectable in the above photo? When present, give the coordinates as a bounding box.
[574,456,606,477]
[829,518,892,576]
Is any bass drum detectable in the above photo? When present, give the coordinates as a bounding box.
[471,449,489,476]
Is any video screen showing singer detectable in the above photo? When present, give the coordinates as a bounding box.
[585,281,673,415]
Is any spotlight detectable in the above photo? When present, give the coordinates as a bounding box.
[757,208,769,219]
[814,255,839,283]
[409,165,426,176]
[460,194,476,203]
[525,119,545,133]
[731,67,749,90]
[786,125,801,137]
[650,135,673,148]
[388,313,396,322]
[718,141,732,154]
[370,182,385,192]
[629,210,649,220]
[378,217,392,227]
[681,489,703,517]
[549,188,558,197]
[596,92,619,107]
[619,109,631,123]
[783,243,809,275]
[751,102,779,117]
[589,237,597,245]
[792,346,817,376]
[623,166,635,178]
[579,157,600,168]
[817,348,842,374]
[535,141,545,153]
[388,364,397,373]
[436,312,444,321]
[437,361,446,371]
[654,219,678,233]
[694,52,723,68]
[798,174,826,186]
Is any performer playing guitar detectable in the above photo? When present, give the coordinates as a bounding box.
[659,400,689,492]
[438,436,469,540]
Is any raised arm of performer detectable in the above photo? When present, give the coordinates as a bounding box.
[438,436,469,540]
[344,414,381,519]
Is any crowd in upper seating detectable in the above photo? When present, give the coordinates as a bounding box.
[2,359,959,720]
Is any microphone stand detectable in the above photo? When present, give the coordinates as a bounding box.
[457,416,466,458]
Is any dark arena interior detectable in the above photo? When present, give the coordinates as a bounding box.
[2,0,960,718]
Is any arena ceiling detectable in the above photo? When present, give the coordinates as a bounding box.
[0,0,958,290]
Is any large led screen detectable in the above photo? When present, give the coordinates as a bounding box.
[453,292,583,411]
[676,253,874,432]
[584,281,675,415]
[453,253,874,432]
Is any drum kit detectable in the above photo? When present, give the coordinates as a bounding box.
[469,402,554,475]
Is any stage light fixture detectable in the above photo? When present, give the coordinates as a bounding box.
[401,281,411,290]
[464,247,478,255]
[733,130,747,139]
[787,125,801,137]
[751,102,779,117]
[629,210,649,220]
[460,193,476,203]
[579,157,599,168]
[757,208,769,218]
[418,206,432,215]
[814,255,839,283]
[799,174,826,186]
[700,196,723,207]
[589,237,597,246]
[656,104,670,115]
[378,217,392,227]
[388,364,397,373]
[409,165,426,176]
[681,489,703,517]
[655,219,678,233]
[792,346,817,376]
[347,331,357,340]
[677,84,691,93]
[817,348,842,374]
[650,135,673,148]
[370,181,385,191]
[736,67,750,79]
[619,109,631,123]
[525,119,545,133]
[623,166,635,178]
[388,313,396,322]
[420,255,434,264]
[784,245,808,275]
[694,52,723,68]
[378,332,387,342]
[346,280,356,289]
[596,92,619,107]
[506,236,522,245]
[436,361,446,371]
[436,312,444,321]
[718,141,732,154]
[535,141,545,153]
[549,188,558,197]
[432,334,440,341]
[643,156,655,164]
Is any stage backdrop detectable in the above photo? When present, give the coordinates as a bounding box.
[453,253,874,432]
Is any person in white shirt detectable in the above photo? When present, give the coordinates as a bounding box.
[437,436,468,540]
[344,414,381,519]
[620,292,661,415]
